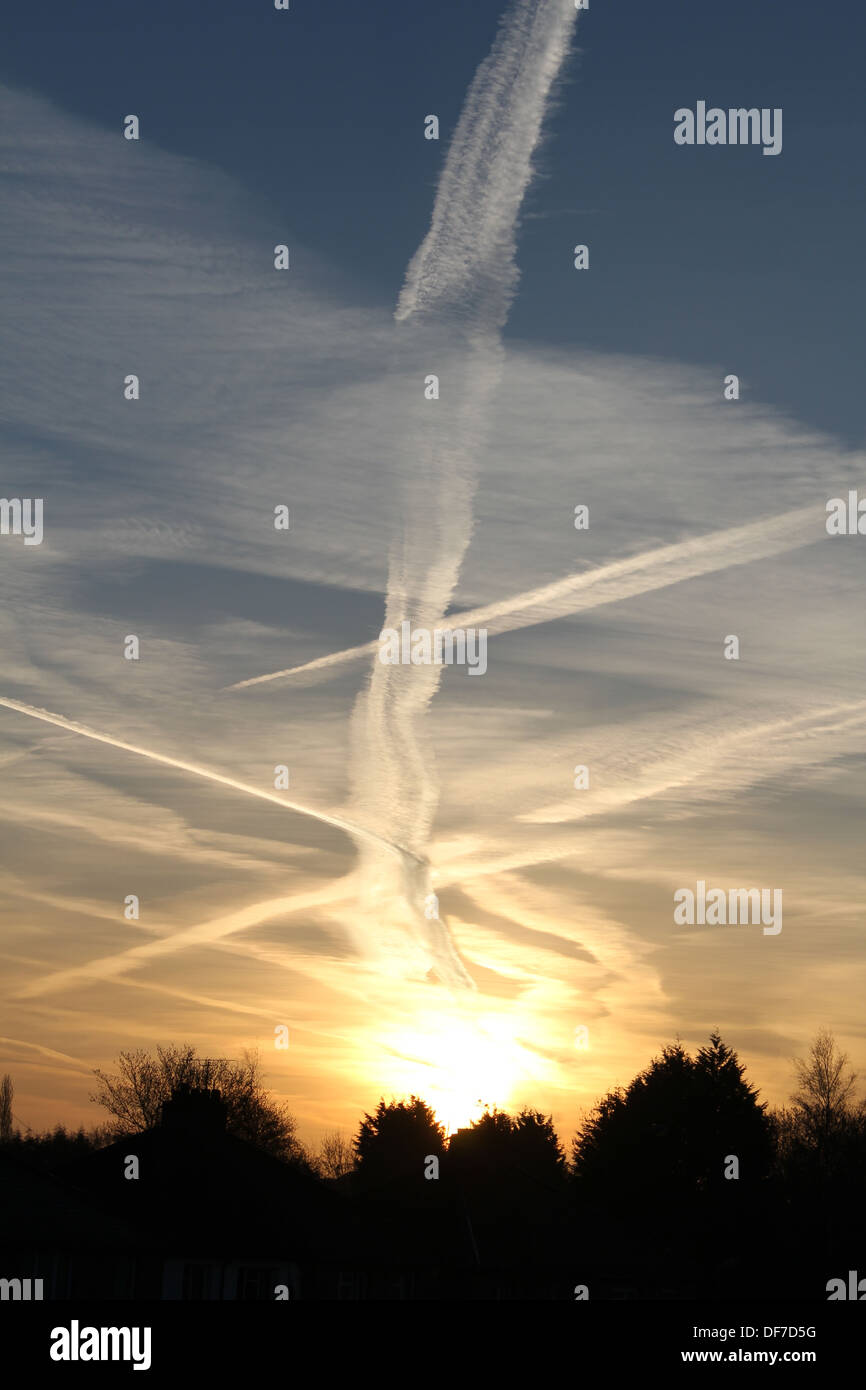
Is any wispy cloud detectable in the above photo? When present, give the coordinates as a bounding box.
[2,33,865,1138]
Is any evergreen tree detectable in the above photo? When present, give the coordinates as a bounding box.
[353,1095,445,1186]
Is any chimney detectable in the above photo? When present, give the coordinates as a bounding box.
[160,1084,228,1135]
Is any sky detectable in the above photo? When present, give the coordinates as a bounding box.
[1,0,865,1147]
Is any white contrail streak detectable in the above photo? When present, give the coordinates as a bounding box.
[343,0,580,991]
[0,1035,92,1073]
[396,0,579,328]
[0,697,414,865]
[225,502,827,690]
[15,889,332,999]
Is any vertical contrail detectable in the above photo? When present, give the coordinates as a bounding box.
[349,0,580,989]
[396,0,579,330]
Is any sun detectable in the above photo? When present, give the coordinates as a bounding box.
[379,1005,547,1136]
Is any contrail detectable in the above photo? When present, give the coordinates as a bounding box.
[15,889,331,999]
[395,0,579,329]
[0,697,415,865]
[0,1036,92,1074]
[225,501,827,690]
[5,2,583,1001]
[23,694,866,1001]
[343,0,580,991]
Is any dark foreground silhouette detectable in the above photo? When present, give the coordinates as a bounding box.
[1,1031,864,1300]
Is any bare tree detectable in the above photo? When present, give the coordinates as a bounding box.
[90,1044,305,1163]
[316,1128,356,1180]
[791,1028,858,1149]
[0,1074,13,1142]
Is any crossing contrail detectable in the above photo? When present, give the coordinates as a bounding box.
[0,696,415,865]
[225,501,827,690]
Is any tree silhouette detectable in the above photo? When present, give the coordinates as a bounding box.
[448,1107,513,1173]
[444,1106,567,1280]
[791,1027,858,1153]
[449,1105,566,1192]
[774,1029,864,1206]
[769,1030,866,1282]
[572,1033,771,1201]
[90,1043,305,1163]
[513,1106,567,1181]
[353,1095,445,1186]
[5,1027,866,1298]
[694,1031,772,1187]
[0,1073,13,1142]
[3,1122,110,1170]
[568,1034,775,1294]
[317,1128,356,1180]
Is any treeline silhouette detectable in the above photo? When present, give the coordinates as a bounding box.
[1,1030,864,1299]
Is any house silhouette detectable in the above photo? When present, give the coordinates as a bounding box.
[2,1087,580,1298]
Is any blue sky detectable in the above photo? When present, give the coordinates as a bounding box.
[5,0,864,439]
[1,1,865,1142]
